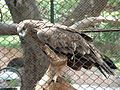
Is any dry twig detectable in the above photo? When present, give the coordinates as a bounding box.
[70,16,120,30]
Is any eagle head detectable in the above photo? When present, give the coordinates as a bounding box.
[17,20,41,38]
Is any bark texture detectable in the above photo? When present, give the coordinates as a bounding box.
[0,23,17,35]
[63,0,108,26]
[5,0,42,23]
[19,27,49,90]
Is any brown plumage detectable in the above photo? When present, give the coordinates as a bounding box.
[17,20,117,78]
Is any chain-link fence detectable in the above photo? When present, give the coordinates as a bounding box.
[0,0,120,90]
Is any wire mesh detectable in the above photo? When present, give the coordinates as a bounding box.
[0,0,120,90]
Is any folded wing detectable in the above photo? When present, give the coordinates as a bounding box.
[36,24,117,78]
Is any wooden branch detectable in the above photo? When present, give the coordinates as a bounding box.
[0,23,17,35]
[35,64,56,90]
[35,65,76,90]
[48,76,76,90]
[70,16,120,30]
[0,19,120,36]
[35,44,75,90]
[41,44,67,83]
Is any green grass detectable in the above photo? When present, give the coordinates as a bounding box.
[115,62,120,70]
[0,35,20,48]
[7,79,17,87]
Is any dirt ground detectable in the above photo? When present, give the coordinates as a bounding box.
[0,47,23,69]
[62,65,120,88]
[0,47,120,89]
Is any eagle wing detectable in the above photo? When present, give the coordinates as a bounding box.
[36,24,116,78]
[37,26,114,76]
[17,20,117,78]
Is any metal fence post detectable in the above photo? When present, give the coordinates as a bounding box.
[50,0,54,23]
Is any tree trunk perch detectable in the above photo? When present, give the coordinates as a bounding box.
[36,44,76,89]
[0,23,17,35]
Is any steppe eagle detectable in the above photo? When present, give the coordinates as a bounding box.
[17,20,117,78]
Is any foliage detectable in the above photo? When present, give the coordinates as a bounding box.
[108,0,120,6]
[0,35,20,48]
[36,0,79,22]
[115,62,120,70]
[6,79,17,87]
[0,0,13,24]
